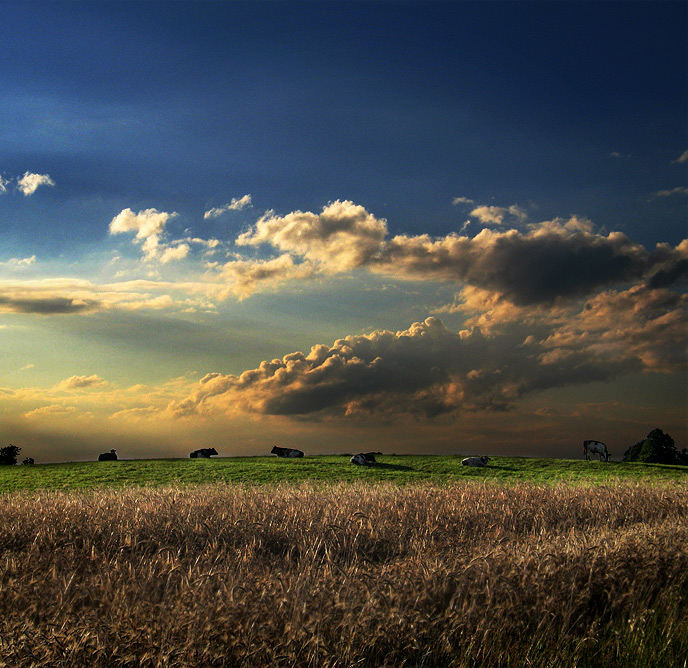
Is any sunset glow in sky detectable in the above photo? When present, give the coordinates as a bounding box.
[1,1,686,462]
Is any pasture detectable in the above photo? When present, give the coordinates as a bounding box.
[0,454,687,492]
[0,457,686,667]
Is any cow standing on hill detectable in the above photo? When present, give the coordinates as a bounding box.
[271,446,304,458]
[583,440,609,461]
[190,448,218,458]
[98,449,117,461]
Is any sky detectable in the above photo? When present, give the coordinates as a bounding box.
[1,1,686,463]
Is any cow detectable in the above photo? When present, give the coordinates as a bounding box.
[583,440,609,461]
[461,456,490,467]
[350,452,380,466]
[271,446,304,458]
[98,449,118,461]
[190,448,219,459]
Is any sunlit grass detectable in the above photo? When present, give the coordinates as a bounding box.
[0,454,686,492]
[0,482,686,667]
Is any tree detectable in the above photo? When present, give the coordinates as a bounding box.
[0,445,21,466]
[623,429,686,465]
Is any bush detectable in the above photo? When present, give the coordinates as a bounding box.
[0,445,21,466]
[623,429,688,465]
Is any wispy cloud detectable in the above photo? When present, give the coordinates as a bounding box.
[204,194,252,219]
[16,171,55,195]
[0,256,36,268]
[652,186,688,198]
[54,374,109,391]
[672,149,688,164]
[469,204,528,226]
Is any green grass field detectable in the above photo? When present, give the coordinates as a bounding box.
[1,454,686,492]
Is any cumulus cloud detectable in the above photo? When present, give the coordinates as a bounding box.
[204,194,252,219]
[109,208,184,262]
[16,172,55,195]
[237,200,388,272]
[0,175,8,193]
[452,196,475,205]
[221,200,688,305]
[170,296,676,423]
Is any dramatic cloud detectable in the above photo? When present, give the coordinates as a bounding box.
[170,288,682,423]
[230,201,688,305]
[16,171,55,195]
[204,194,252,219]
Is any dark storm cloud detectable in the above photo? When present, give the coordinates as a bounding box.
[169,313,657,421]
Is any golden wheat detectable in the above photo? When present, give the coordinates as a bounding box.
[0,482,686,667]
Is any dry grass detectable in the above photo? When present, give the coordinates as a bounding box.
[0,482,686,667]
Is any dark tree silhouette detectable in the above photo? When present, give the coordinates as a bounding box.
[0,445,21,466]
[623,429,687,465]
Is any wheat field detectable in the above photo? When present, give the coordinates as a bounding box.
[0,481,686,667]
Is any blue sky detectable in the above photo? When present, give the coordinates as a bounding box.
[1,1,686,462]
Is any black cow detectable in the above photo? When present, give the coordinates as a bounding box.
[271,446,304,458]
[98,449,117,461]
[350,452,381,466]
[190,448,219,459]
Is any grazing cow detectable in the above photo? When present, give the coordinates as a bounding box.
[350,452,379,466]
[271,446,304,458]
[189,447,219,459]
[583,440,609,461]
[461,456,490,467]
[98,449,118,461]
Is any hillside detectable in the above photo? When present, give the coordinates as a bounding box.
[1,454,686,492]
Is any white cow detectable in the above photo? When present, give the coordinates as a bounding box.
[583,440,609,461]
[462,456,490,467]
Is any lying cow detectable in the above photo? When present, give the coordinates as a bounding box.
[98,449,118,461]
[190,447,218,459]
[461,456,489,467]
[583,440,609,461]
[271,446,304,458]
[350,452,381,466]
